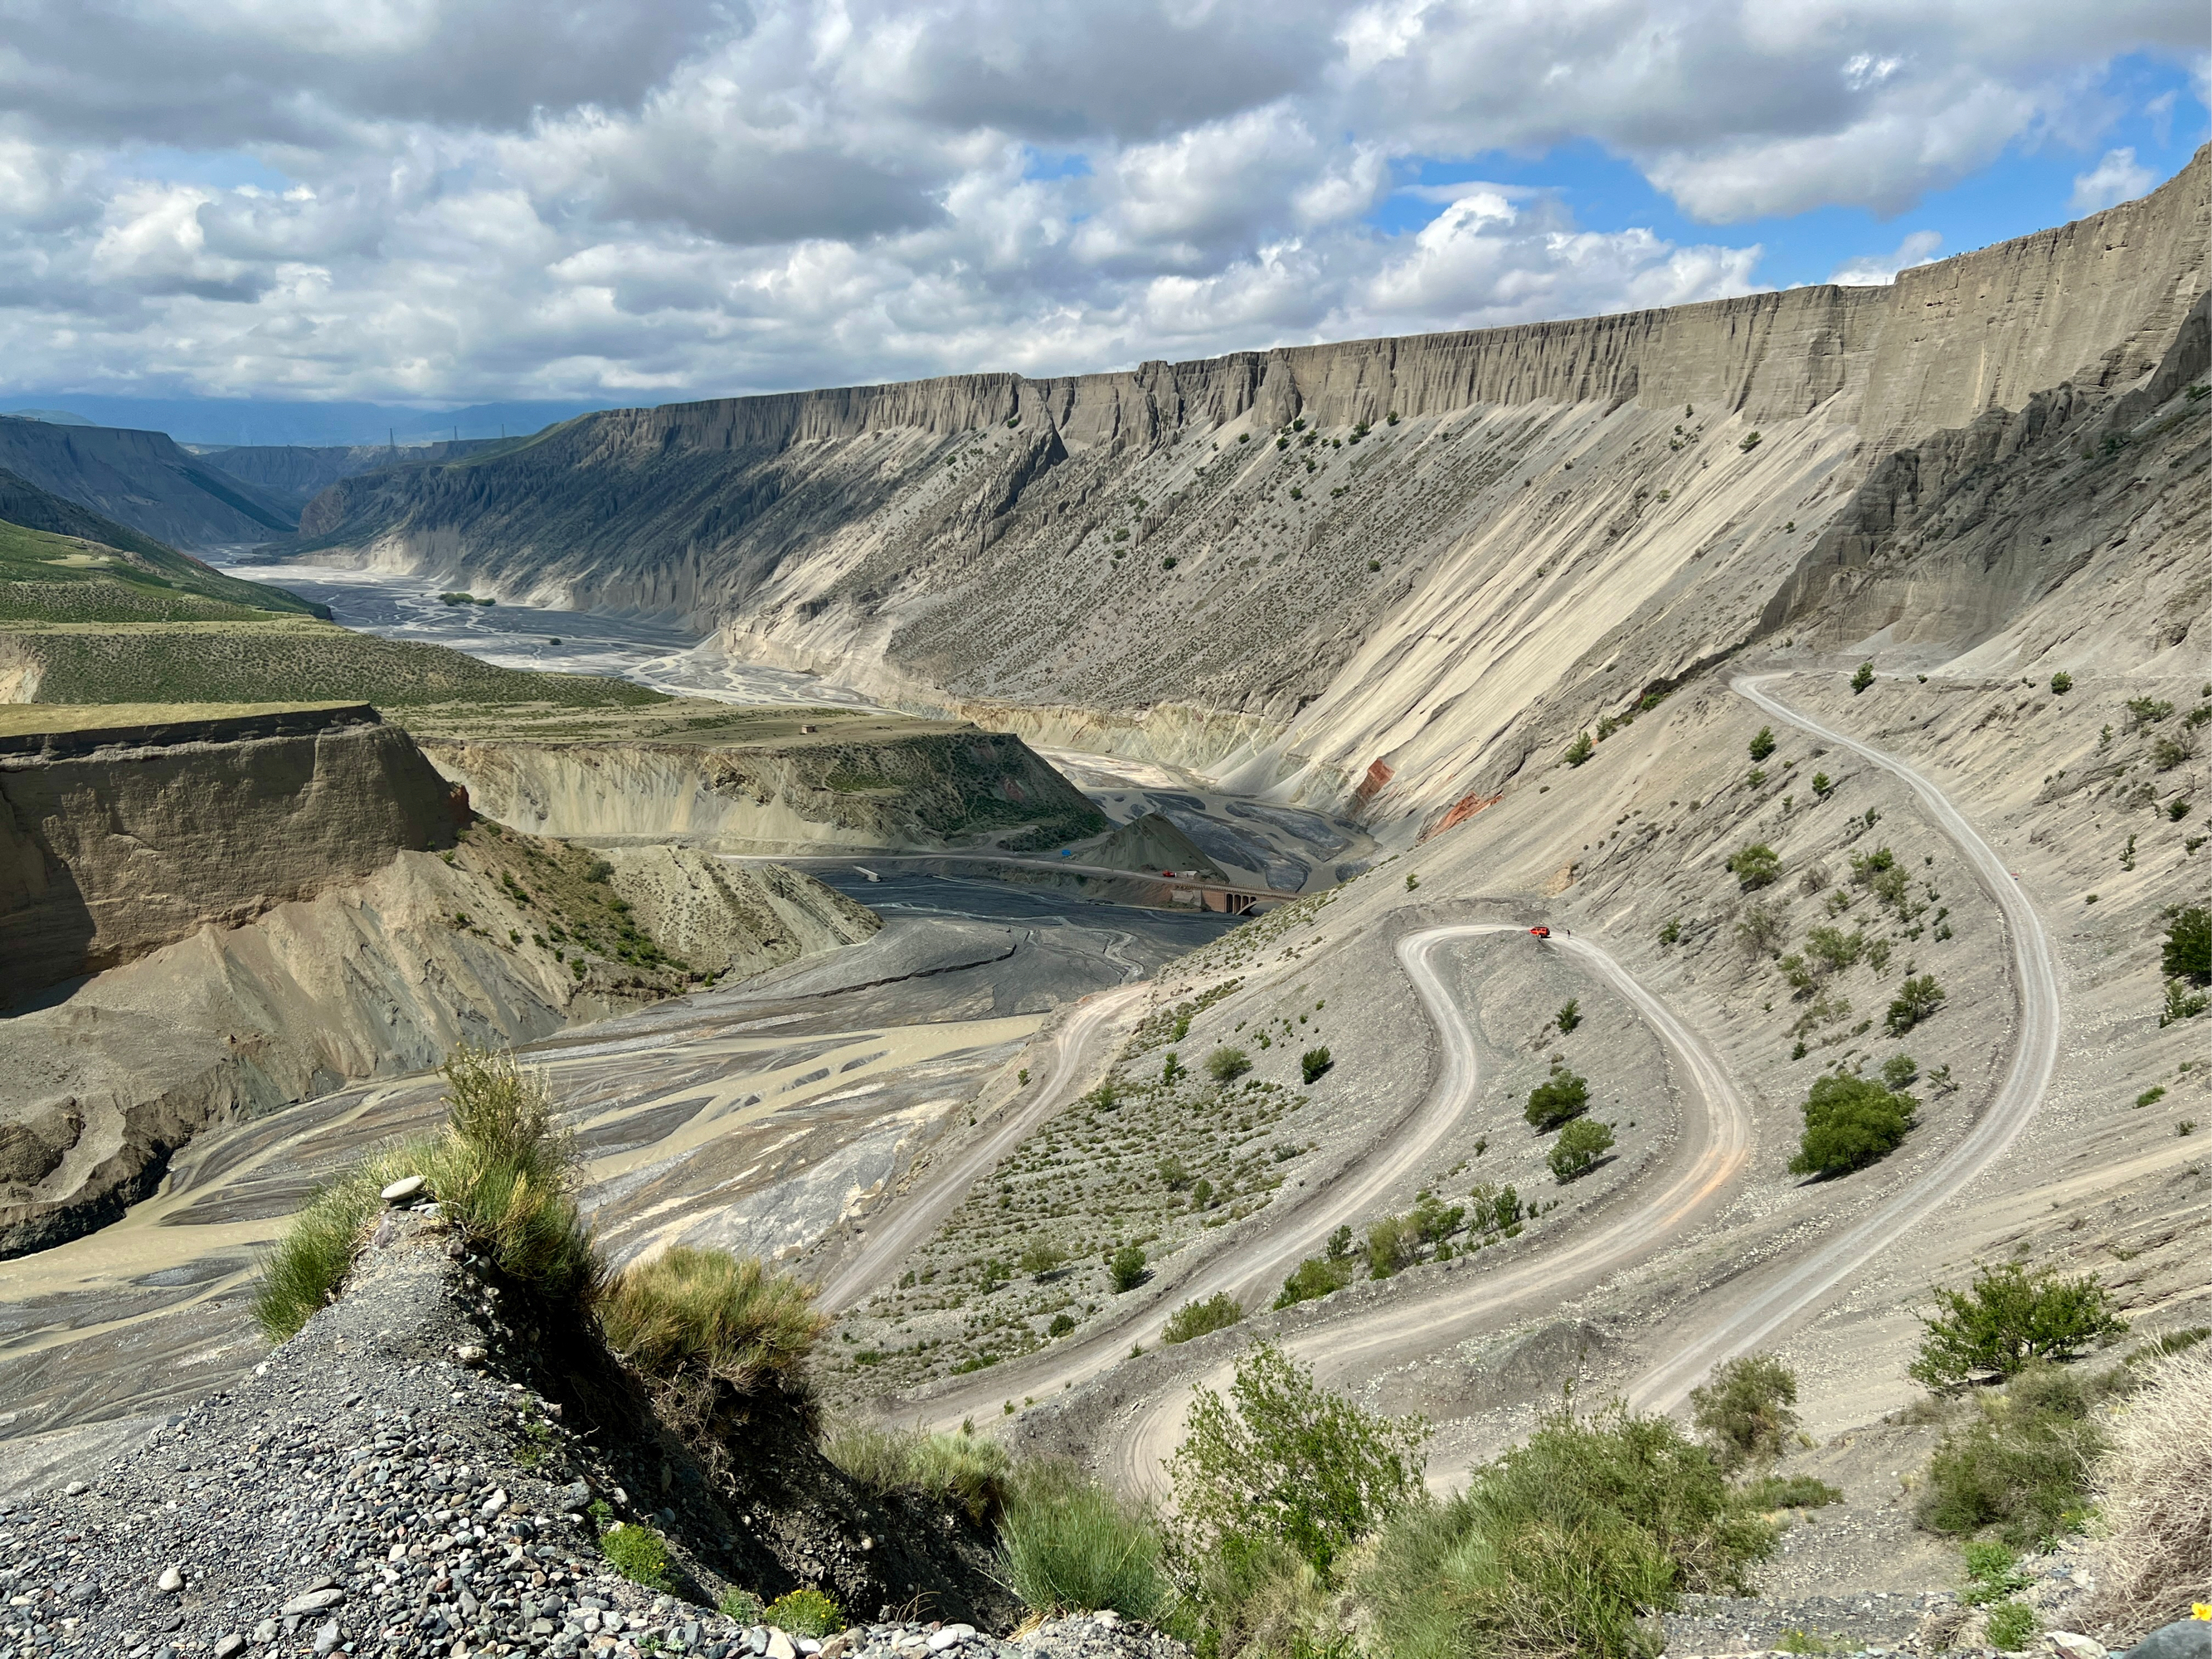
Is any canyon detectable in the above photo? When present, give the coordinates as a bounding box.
[0,144,2206,1657]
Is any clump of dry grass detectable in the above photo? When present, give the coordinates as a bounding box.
[2082,1343,2212,1640]
[251,1043,599,1340]
[598,1246,828,1433]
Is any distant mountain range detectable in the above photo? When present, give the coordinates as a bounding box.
[0,397,607,448]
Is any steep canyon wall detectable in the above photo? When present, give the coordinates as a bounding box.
[294,151,2211,829]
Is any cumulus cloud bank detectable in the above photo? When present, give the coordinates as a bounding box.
[0,0,2198,402]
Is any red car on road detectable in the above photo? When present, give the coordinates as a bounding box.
[1529,925,1552,939]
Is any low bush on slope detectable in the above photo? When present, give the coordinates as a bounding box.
[252,1043,600,1340]
[1910,1262,2130,1387]
[1788,1073,1918,1177]
[1917,1360,2137,1548]
[1358,1402,1778,1659]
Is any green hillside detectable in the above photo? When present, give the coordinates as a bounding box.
[0,467,324,623]
[0,619,673,712]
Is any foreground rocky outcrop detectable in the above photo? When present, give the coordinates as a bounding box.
[0,1206,1187,1658]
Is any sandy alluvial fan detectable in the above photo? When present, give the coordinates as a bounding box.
[0,147,2210,1659]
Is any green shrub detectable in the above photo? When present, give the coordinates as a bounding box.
[821,1423,1010,1522]
[1000,1458,1171,1621]
[1788,1073,1917,1177]
[2166,906,2212,985]
[1884,974,1947,1035]
[1368,1214,1413,1278]
[1738,901,1786,958]
[716,1588,764,1623]
[1803,924,1864,973]
[250,1044,600,1341]
[599,1247,825,1413]
[763,1588,844,1638]
[1273,1255,1354,1310]
[1811,771,1834,795]
[1728,843,1782,889]
[2049,672,2073,695]
[1748,726,1777,761]
[1984,1600,2041,1650]
[1524,1067,1591,1130]
[1019,1242,1068,1280]
[1048,1312,1077,1337]
[1690,1354,1801,1469]
[2126,696,2175,727]
[1356,1402,1777,1659]
[1555,998,1582,1034]
[1164,1293,1244,1345]
[1912,1265,2129,1387]
[1300,1047,1333,1085]
[600,1522,673,1591]
[1206,1047,1252,1083]
[1739,1474,1843,1510]
[1564,731,1594,766]
[1548,1118,1615,1183]
[1883,1053,1920,1090]
[1167,1340,1427,1576]
[1109,1245,1148,1292]
[1851,662,1874,693]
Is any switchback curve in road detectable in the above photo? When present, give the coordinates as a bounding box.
[1622,672,2063,1413]
[815,981,1147,1311]
[1099,922,1754,1496]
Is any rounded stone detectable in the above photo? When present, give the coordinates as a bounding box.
[380,1175,427,1204]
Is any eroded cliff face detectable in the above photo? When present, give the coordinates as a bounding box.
[0,706,462,1005]
[0,711,881,1257]
[289,151,2210,829]
[416,722,1107,854]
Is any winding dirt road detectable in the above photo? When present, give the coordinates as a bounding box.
[816,983,1148,1311]
[1097,924,1754,1495]
[1619,674,2062,1411]
[836,672,2059,1498]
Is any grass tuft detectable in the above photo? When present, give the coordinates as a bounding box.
[820,1422,1010,1524]
[250,1043,599,1342]
[600,1522,674,1591]
[999,1457,1173,1623]
[599,1247,827,1413]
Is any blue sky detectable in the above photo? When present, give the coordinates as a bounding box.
[1378,52,2208,293]
[0,0,2203,416]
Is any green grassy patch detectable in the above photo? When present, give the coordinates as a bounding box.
[0,515,320,623]
[2,619,668,711]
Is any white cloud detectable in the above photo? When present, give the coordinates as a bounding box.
[0,0,2195,402]
[2069,146,2157,212]
[1829,228,1944,285]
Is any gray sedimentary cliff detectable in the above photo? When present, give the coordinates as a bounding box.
[0,705,461,1006]
[418,723,1108,854]
[288,150,2210,826]
[0,708,880,1258]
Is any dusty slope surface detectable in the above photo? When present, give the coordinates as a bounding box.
[0,416,299,547]
[288,153,2206,822]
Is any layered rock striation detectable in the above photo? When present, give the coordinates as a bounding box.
[1,703,463,1006]
[286,153,2209,829]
